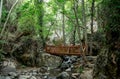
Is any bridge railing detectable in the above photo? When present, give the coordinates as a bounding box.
[45,45,86,55]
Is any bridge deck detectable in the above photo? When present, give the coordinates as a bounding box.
[45,45,85,56]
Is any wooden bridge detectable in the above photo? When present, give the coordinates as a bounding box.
[45,45,86,56]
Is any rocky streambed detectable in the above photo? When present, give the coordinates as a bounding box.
[0,54,97,79]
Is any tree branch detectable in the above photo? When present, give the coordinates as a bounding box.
[45,21,54,41]
[62,12,85,29]
[0,0,3,19]
[0,0,19,38]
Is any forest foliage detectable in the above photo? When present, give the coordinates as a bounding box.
[0,0,112,60]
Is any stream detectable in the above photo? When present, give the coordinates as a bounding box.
[0,55,97,79]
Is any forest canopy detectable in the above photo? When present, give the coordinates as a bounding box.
[0,0,120,79]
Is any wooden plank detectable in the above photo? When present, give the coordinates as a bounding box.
[45,45,85,56]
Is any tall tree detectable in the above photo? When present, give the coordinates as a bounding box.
[70,24,76,45]
[82,0,88,54]
[73,0,87,62]
[62,1,66,45]
[34,0,45,48]
[93,0,120,79]
[90,0,95,55]
[34,0,45,66]
[73,0,82,48]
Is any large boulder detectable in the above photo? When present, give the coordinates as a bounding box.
[2,59,17,68]
[42,53,62,68]
[0,59,17,75]
[12,38,41,66]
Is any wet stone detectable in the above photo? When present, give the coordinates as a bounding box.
[56,72,70,79]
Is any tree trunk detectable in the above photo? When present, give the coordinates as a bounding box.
[70,24,76,45]
[62,2,66,46]
[73,0,87,62]
[73,0,82,50]
[89,0,95,55]
[34,0,45,67]
[35,0,45,48]
[71,25,76,45]
[39,0,45,48]
[93,0,120,79]
[0,0,3,24]
[82,0,88,55]
[96,4,100,29]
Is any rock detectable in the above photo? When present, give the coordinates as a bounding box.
[32,71,37,76]
[30,76,37,79]
[93,50,109,79]
[65,68,71,72]
[0,59,17,75]
[96,73,107,79]
[86,56,97,64]
[80,69,93,79]
[48,68,61,77]
[85,63,95,68]
[8,72,17,77]
[60,56,77,70]
[70,56,78,63]
[2,59,17,68]
[43,75,48,79]
[42,53,62,68]
[1,66,16,75]
[72,73,80,79]
[39,67,48,73]
[5,76,11,79]
[56,72,70,79]
[41,72,50,79]
[36,76,42,79]
[44,72,50,75]
[18,75,30,79]
[0,76,11,79]
[63,56,77,63]
[48,77,56,79]
[60,61,70,70]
